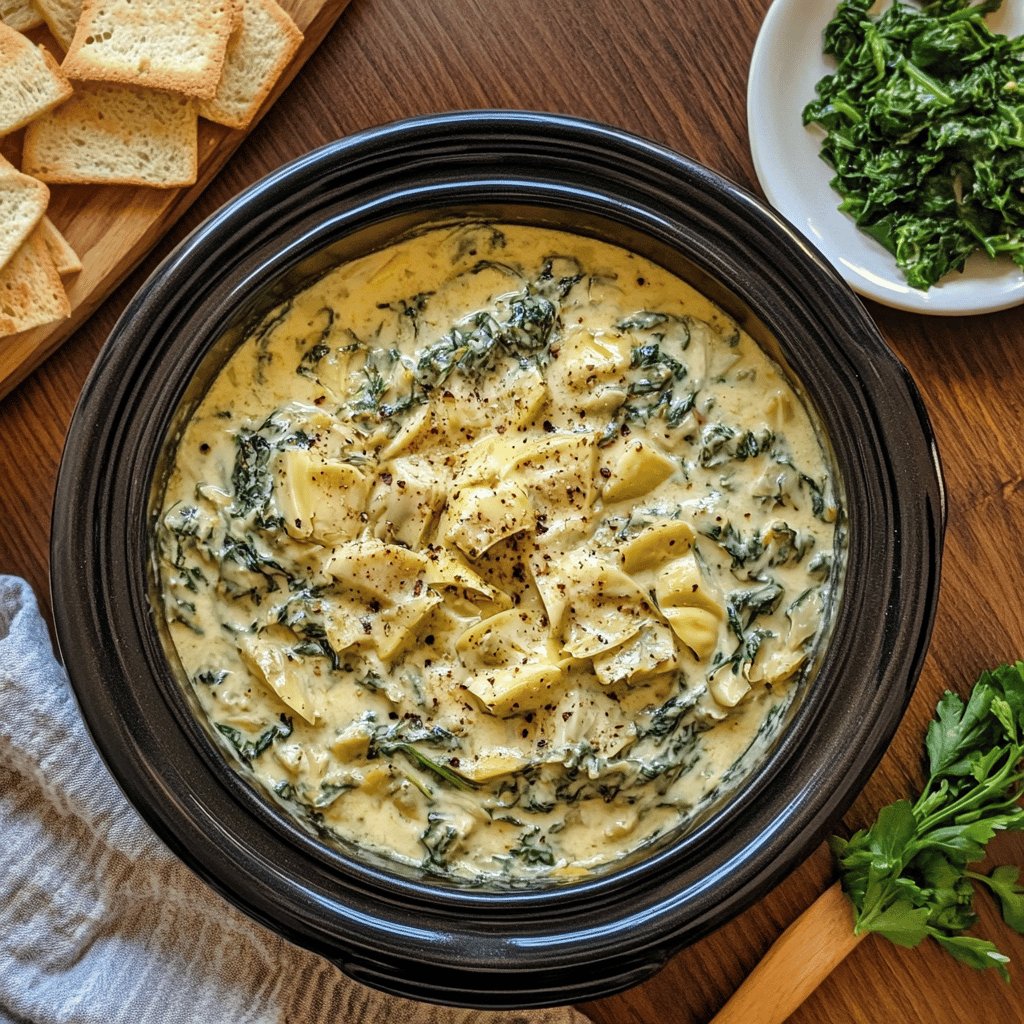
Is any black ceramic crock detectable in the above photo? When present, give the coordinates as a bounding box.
[51,111,944,1008]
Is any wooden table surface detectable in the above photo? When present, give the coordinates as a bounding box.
[2,2,1023,1021]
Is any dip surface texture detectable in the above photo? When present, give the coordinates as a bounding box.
[157,222,841,883]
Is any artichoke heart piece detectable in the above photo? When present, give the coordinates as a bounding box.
[591,620,679,687]
[273,449,369,545]
[620,520,695,575]
[545,327,630,401]
[457,749,533,782]
[655,552,722,616]
[324,539,429,601]
[330,720,374,760]
[497,364,548,429]
[528,546,570,634]
[423,544,512,609]
[506,431,597,515]
[322,592,439,661]
[465,663,565,716]
[323,541,438,660]
[560,557,654,659]
[654,552,724,659]
[442,479,535,559]
[368,455,446,549]
[456,608,559,670]
[453,433,523,488]
[601,439,678,504]
[661,605,720,661]
[238,634,321,725]
[380,402,431,460]
[748,646,810,687]
[709,665,751,708]
[375,593,442,660]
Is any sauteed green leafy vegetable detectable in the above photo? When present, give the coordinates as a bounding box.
[803,0,1024,290]
[833,662,1024,978]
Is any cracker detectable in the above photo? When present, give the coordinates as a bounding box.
[0,168,49,276]
[0,22,74,135]
[33,0,82,52]
[38,216,81,275]
[0,229,70,337]
[198,0,302,131]
[23,80,198,188]
[62,0,239,101]
[0,0,43,32]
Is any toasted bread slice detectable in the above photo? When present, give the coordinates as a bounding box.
[33,0,82,52]
[198,0,302,131]
[0,0,43,31]
[23,81,198,188]
[62,0,239,101]
[0,23,74,135]
[38,216,81,275]
[0,169,49,276]
[0,229,70,337]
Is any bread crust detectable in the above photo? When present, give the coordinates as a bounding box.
[0,24,74,134]
[0,229,70,337]
[0,0,44,32]
[198,0,303,130]
[61,0,241,101]
[23,81,198,189]
[33,0,84,53]
[0,169,50,276]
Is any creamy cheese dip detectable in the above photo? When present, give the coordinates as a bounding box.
[156,222,842,884]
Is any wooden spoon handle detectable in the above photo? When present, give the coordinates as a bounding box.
[708,882,866,1024]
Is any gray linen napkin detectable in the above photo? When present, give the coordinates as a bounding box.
[0,576,590,1024]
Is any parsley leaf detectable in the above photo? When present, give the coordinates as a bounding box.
[832,661,1024,980]
[971,865,1024,932]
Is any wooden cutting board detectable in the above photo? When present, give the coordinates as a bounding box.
[0,0,353,401]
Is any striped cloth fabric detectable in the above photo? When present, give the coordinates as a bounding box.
[0,576,590,1024]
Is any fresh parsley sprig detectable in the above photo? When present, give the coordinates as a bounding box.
[832,662,1024,979]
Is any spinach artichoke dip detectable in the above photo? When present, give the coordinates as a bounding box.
[156,222,841,884]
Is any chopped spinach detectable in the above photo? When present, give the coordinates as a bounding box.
[509,826,555,867]
[804,0,1024,288]
[699,423,775,469]
[368,719,478,792]
[230,431,274,517]
[216,713,293,764]
[195,668,228,686]
[421,812,460,868]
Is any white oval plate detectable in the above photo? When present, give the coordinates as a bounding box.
[748,0,1024,315]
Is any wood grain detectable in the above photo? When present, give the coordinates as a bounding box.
[2,2,1023,1022]
[0,0,353,400]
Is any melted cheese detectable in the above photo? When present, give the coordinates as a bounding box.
[156,221,842,883]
